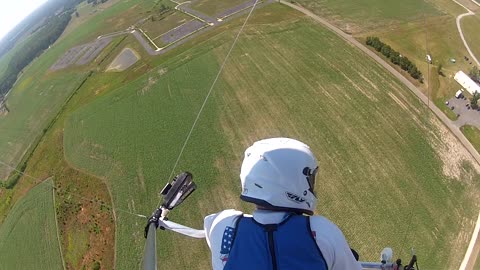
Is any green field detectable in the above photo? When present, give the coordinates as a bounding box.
[369,15,471,104]
[462,14,480,65]
[63,4,480,269]
[0,178,63,270]
[142,11,193,45]
[461,125,480,153]
[1,0,480,268]
[295,0,477,115]
[0,0,171,179]
[191,0,248,17]
[0,70,88,180]
[0,0,157,266]
[294,0,441,33]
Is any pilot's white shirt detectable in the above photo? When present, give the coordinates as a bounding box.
[204,209,363,270]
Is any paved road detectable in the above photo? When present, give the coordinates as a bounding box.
[97,30,130,40]
[460,212,480,270]
[453,0,480,66]
[132,30,158,55]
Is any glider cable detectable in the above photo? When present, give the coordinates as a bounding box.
[158,0,260,208]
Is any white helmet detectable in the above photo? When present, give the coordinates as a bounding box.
[240,138,318,215]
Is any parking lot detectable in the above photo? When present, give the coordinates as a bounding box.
[447,95,480,128]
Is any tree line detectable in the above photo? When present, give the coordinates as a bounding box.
[87,0,109,6]
[0,12,72,95]
[366,37,423,82]
[470,66,480,83]
[0,0,83,59]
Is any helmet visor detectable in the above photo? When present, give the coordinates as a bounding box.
[304,166,318,193]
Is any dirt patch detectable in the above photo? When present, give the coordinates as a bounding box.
[94,84,110,95]
[428,115,480,181]
[0,107,8,116]
[106,48,140,72]
[15,128,116,270]
[139,76,157,95]
[157,67,168,76]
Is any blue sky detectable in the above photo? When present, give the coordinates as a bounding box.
[0,0,48,40]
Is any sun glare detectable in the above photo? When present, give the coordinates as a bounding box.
[0,0,48,40]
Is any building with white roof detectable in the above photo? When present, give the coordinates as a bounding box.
[454,71,480,96]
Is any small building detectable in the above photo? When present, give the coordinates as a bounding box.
[454,71,480,96]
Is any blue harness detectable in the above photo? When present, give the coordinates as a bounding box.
[222,214,328,270]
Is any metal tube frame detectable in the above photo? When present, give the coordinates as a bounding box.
[143,223,158,270]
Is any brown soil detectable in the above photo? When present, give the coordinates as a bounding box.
[15,127,115,270]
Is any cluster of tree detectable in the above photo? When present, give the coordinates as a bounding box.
[87,0,108,6]
[437,63,444,77]
[159,4,170,12]
[469,66,480,83]
[366,37,423,82]
[150,5,173,21]
[0,13,72,95]
[0,0,83,59]
[471,93,480,109]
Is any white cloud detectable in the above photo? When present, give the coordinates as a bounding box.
[0,0,48,41]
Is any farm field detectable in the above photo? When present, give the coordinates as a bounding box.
[462,14,480,65]
[364,15,471,114]
[293,0,441,33]
[0,1,163,180]
[61,0,172,44]
[190,0,248,17]
[461,125,480,153]
[0,0,171,183]
[0,0,160,267]
[60,0,123,38]
[63,4,480,269]
[0,178,63,270]
[294,0,480,104]
[0,70,88,180]
[142,11,192,45]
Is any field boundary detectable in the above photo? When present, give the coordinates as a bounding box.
[51,178,67,270]
[459,211,480,270]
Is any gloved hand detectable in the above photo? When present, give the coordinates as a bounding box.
[144,207,163,238]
